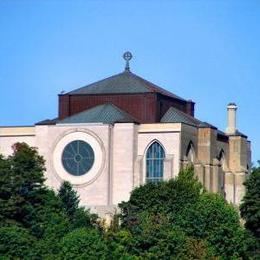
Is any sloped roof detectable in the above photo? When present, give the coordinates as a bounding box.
[57,103,139,124]
[161,106,201,126]
[67,70,186,101]
[36,118,57,125]
[228,130,247,138]
[161,106,217,128]
[161,107,232,142]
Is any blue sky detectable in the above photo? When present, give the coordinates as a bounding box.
[0,0,259,163]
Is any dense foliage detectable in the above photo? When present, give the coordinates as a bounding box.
[240,162,260,238]
[119,168,255,259]
[0,143,98,258]
[0,143,258,259]
[240,161,260,256]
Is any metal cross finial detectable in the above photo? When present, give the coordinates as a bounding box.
[123,51,133,71]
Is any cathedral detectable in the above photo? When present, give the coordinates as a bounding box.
[0,52,251,217]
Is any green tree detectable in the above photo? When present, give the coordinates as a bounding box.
[120,166,202,228]
[58,181,97,229]
[106,211,214,259]
[240,161,260,258]
[70,206,98,229]
[121,212,189,259]
[240,161,260,238]
[0,154,12,225]
[27,189,72,258]
[0,143,100,259]
[0,143,47,227]
[119,167,252,259]
[0,225,36,259]
[59,228,108,259]
[0,143,256,259]
[58,181,79,218]
[105,229,136,259]
[178,193,249,258]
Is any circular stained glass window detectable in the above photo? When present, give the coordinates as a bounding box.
[62,140,95,176]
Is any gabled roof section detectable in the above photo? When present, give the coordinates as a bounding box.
[161,106,218,129]
[57,103,139,124]
[67,70,186,101]
[160,106,201,126]
[161,106,232,142]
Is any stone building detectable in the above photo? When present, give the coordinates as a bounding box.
[0,53,251,217]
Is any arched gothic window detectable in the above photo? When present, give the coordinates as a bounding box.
[217,150,226,170]
[186,142,195,163]
[146,141,165,183]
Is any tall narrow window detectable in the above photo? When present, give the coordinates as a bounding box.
[217,150,226,170]
[217,150,226,197]
[146,142,165,183]
[186,142,195,163]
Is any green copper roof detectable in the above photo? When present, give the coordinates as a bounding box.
[67,71,186,101]
[160,107,201,126]
[57,103,138,124]
[161,107,218,130]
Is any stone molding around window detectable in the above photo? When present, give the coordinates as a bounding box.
[52,129,106,187]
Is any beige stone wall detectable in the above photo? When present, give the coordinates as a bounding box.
[180,126,212,190]
[0,122,250,212]
[35,124,111,209]
[112,123,137,205]
[197,128,217,164]
[0,126,35,156]
[179,124,250,205]
[229,136,249,172]
[229,136,241,172]
[0,123,181,215]
[226,135,249,204]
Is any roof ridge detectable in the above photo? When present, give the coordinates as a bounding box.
[65,70,186,101]
[129,72,186,101]
[66,71,126,95]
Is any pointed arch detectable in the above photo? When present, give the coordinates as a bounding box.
[217,149,225,160]
[146,141,165,183]
[186,141,195,163]
[144,139,166,155]
[217,149,226,170]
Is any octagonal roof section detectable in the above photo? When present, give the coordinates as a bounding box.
[66,70,186,101]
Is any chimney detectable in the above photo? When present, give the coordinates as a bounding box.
[226,102,237,135]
